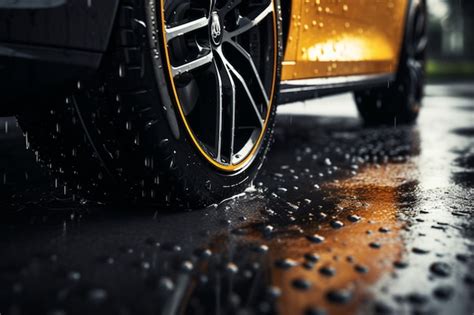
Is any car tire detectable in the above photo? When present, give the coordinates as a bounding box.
[17,0,283,208]
[354,0,427,126]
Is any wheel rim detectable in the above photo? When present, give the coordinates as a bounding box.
[159,0,278,172]
[160,0,277,172]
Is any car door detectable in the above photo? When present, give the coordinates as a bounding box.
[282,0,409,81]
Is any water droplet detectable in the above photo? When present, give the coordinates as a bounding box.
[275,258,299,269]
[264,225,274,235]
[369,242,381,249]
[326,289,353,304]
[354,264,369,274]
[181,260,194,272]
[319,266,336,277]
[393,260,408,269]
[304,253,320,263]
[88,288,107,303]
[307,234,325,244]
[330,220,344,229]
[430,262,451,277]
[292,278,312,291]
[141,261,151,270]
[378,227,391,233]
[267,286,282,299]
[347,214,361,222]
[159,277,174,291]
[407,293,428,305]
[433,286,454,300]
[68,271,81,281]
[225,262,239,274]
[194,248,212,259]
[315,212,327,219]
[412,247,430,254]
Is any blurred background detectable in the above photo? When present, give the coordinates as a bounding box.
[427,0,474,80]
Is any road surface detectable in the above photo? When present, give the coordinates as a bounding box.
[0,82,473,315]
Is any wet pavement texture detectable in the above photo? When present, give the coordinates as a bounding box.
[0,82,473,315]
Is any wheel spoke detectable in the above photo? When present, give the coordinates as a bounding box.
[415,36,428,56]
[171,51,213,77]
[218,50,264,128]
[226,61,264,128]
[213,60,223,162]
[412,6,427,57]
[408,59,424,78]
[414,11,426,40]
[226,40,269,105]
[165,16,209,42]
[223,2,273,40]
[215,49,237,163]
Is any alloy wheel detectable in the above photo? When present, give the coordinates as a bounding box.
[159,0,278,172]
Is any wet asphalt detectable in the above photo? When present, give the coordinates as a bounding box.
[0,82,473,315]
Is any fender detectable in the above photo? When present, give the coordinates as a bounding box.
[0,0,120,113]
[0,0,119,52]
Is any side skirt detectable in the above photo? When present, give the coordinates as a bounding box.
[278,73,395,104]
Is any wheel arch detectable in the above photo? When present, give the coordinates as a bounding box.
[0,0,120,115]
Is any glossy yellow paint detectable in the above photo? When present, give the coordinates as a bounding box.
[282,0,409,81]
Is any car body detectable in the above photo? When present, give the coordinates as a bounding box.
[0,0,410,109]
[280,0,410,100]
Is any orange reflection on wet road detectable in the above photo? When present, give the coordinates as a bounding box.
[242,163,417,314]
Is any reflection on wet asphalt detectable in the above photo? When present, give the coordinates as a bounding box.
[1,83,473,315]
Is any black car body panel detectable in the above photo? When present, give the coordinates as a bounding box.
[0,0,119,112]
[0,0,119,52]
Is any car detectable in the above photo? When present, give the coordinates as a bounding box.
[0,0,427,207]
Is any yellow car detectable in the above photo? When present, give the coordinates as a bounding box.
[0,0,426,207]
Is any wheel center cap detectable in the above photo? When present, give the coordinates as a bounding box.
[210,11,222,46]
